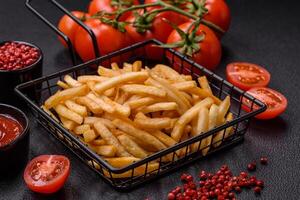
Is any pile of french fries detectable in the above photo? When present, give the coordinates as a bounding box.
[42,61,234,178]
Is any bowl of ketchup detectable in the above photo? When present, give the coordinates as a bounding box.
[0,104,29,172]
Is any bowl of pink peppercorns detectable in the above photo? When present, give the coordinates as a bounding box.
[0,41,43,104]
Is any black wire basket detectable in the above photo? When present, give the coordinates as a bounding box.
[15,39,266,190]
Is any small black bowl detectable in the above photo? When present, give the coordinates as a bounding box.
[0,104,30,172]
[0,41,43,106]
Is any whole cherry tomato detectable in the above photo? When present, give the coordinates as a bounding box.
[23,155,70,194]
[58,11,89,47]
[167,22,222,70]
[74,18,132,62]
[88,0,139,21]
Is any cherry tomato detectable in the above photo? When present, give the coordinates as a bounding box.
[226,62,271,91]
[74,19,132,62]
[167,22,222,70]
[88,0,139,21]
[23,155,70,194]
[58,11,89,47]
[242,87,287,120]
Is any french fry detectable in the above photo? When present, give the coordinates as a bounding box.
[190,107,209,152]
[126,97,157,109]
[84,117,116,130]
[198,76,212,95]
[65,100,88,117]
[60,116,76,130]
[123,63,133,72]
[117,134,148,158]
[94,121,131,157]
[103,162,159,178]
[45,85,89,109]
[113,119,167,151]
[103,88,116,97]
[83,129,97,143]
[101,95,131,117]
[78,75,108,83]
[212,96,231,147]
[161,110,179,118]
[98,66,121,77]
[111,62,120,71]
[224,113,234,138]
[75,96,102,114]
[121,84,167,98]
[146,74,190,114]
[134,112,172,130]
[172,81,197,91]
[202,104,219,156]
[104,157,141,168]
[92,145,117,157]
[182,75,193,81]
[64,75,82,87]
[57,80,70,89]
[94,71,149,94]
[54,104,83,124]
[132,60,142,72]
[139,102,178,114]
[115,90,130,104]
[86,93,115,113]
[187,87,221,105]
[152,64,186,82]
[125,133,158,152]
[152,131,177,147]
[91,139,106,146]
[86,81,96,91]
[74,124,91,135]
[171,97,214,142]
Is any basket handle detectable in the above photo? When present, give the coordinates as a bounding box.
[25,0,101,65]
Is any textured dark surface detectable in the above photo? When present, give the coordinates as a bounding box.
[1,0,300,199]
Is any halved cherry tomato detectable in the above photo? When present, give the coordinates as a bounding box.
[58,11,89,47]
[88,0,139,21]
[226,62,271,91]
[242,87,287,120]
[24,155,70,194]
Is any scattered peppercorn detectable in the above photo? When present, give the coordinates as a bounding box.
[247,162,257,171]
[260,157,268,165]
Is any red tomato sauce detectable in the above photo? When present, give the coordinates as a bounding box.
[0,114,23,147]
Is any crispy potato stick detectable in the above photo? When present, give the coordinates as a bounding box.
[74,124,91,135]
[117,134,148,158]
[101,95,131,117]
[121,84,167,98]
[104,157,141,168]
[134,112,172,129]
[65,100,88,117]
[198,76,212,95]
[86,93,115,113]
[126,97,157,109]
[187,87,221,105]
[113,119,167,151]
[172,81,197,91]
[78,75,108,83]
[140,102,178,114]
[94,71,149,94]
[152,131,177,147]
[54,104,83,124]
[191,107,209,152]
[180,92,193,104]
[41,106,59,122]
[60,116,76,130]
[126,94,141,102]
[83,129,97,143]
[115,90,130,104]
[171,97,213,142]
[103,163,159,178]
[103,88,115,97]
[98,66,121,77]
[86,81,96,91]
[161,110,179,118]
[92,145,117,157]
[91,139,106,146]
[75,96,102,114]
[146,75,190,114]
[132,60,142,72]
[94,121,131,157]
[125,133,158,152]
[84,117,115,130]
[123,63,133,72]
[152,64,185,82]
[111,62,120,71]
[64,75,82,87]
[202,104,219,156]
[45,85,89,109]
[182,75,193,81]
[224,113,234,138]
[57,80,70,89]
[212,96,231,147]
